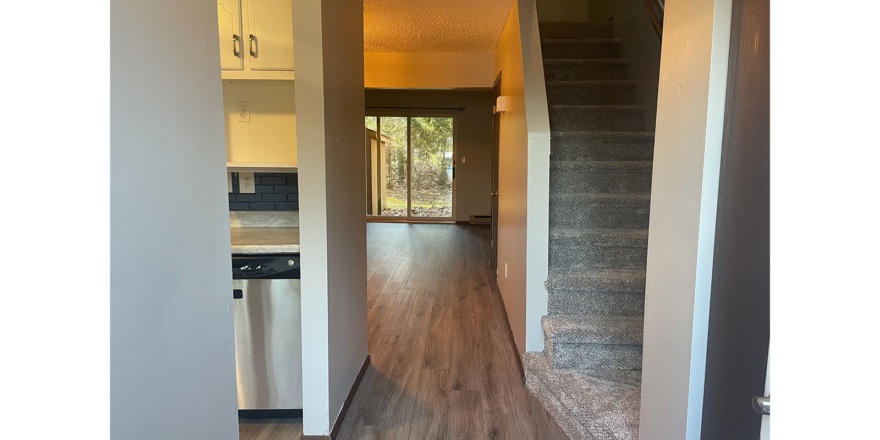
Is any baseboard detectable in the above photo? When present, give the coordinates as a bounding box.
[302,354,371,440]
[239,409,303,419]
[490,277,525,379]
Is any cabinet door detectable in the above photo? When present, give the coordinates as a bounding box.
[247,0,294,71]
[218,0,243,70]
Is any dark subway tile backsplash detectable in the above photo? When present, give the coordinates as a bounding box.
[229,172,298,211]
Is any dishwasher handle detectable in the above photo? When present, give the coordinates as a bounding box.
[233,289,243,299]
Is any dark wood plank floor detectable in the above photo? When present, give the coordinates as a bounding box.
[241,223,569,440]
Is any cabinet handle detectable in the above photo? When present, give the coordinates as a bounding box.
[249,34,257,57]
[233,34,240,57]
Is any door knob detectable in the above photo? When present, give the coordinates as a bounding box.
[752,396,770,415]
[492,192,498,196]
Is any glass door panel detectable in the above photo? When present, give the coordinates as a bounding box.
[410,117,453,218]
[380,117,408,216]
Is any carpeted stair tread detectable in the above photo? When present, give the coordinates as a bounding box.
[550,228,649,247]
[549,105,646,132]
[543,315,644,346]
[546,81,637,105]
[551,160,653,174]
[551,132,655,162]
[550,192,651,205]
[545,269,647,293]
[539,21,615,39]
[549,228,649,271]
[524,351,641,440]
[549,193,651,229]
[550,161,653,195]
[541,39,621,59]
[548,292,645,317]
[543,59,630,81]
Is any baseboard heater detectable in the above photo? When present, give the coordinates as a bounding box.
[470,215,491,225]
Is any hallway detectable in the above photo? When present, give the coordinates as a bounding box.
[338,223,567,439]
[240,223,568,439]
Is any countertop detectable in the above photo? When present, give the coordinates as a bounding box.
[230,227,300,254]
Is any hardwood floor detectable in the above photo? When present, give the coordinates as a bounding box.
[240,223,569,440]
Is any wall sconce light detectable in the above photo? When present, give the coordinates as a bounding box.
[494,96,508,114]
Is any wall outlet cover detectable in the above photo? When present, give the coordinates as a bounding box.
[239,172,255,193]
[237,101,250,123]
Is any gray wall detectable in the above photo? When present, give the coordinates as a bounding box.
[111,0,239,438]
[589,0,662,131]
[294,0,368,435]
[364,89,494,223]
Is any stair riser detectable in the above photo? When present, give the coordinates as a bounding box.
[547,86,635,105]
[544,62,628,81]
[550,107,645,132]
[548,338,643,370]
[549,203,650,229]
[523,368,588,440]
[539,23,614,39]
[550,244,648,271]
[550,168,653,194]
[547,292,645,317]
[541,41,620,59]
[551,142,654,161]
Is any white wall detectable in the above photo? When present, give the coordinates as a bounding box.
[638,0,732,438]
[222,79,298,165]
[110,0,239,438]
[494,0,552,356]
[294,0,368,435]
[364,52,496,89]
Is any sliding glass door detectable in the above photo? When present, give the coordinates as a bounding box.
[365,115,455,220]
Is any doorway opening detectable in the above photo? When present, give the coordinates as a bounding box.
[365,114,456,221]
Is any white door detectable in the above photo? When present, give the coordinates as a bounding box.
[247,0,294,71]
[217,0,243,70]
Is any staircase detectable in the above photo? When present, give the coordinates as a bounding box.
[523,21,655,440]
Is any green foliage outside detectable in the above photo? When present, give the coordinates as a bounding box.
[366,116,453,216]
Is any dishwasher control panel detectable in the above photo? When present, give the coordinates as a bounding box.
[231,254,300,280]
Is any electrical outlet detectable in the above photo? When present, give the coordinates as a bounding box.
[505,263,508,278]
[461,156,466,163]
[237,101,250,123]
[239,172,255,193]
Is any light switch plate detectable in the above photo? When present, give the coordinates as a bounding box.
[239,172,255,193]
[227,172,233,193]
[461,156,466,163]
[237,101,250,123]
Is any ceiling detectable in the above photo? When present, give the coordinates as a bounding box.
[364,0,516,53]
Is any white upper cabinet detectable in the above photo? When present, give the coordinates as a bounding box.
[218,0,294,80]
[247,0,295,71]
[218,0,244,70]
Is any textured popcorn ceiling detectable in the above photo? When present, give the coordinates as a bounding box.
[364,0,516,52]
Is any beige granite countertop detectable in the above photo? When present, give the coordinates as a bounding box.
[230,227,300,254]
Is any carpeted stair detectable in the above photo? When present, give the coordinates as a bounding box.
[524,21,655,440]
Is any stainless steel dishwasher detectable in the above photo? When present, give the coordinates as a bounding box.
[231,253,302,414]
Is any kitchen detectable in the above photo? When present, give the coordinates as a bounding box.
[218,0,306,429]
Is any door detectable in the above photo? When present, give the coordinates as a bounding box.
[217,0,243,70]
[247,0,295,71]
[364,115,455,221]
[699,0,770,437]
[490,73,501,271]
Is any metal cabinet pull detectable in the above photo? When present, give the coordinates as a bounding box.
[233,34,240,57]
[249,34,257,57]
